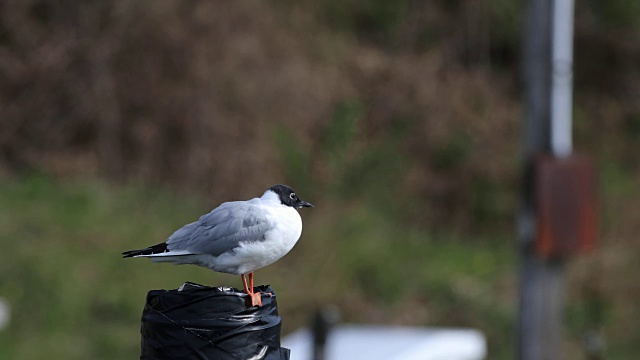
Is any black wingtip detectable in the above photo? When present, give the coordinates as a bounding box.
[122,250,137,258]
[122,249,143,258]
[122,243,169,258]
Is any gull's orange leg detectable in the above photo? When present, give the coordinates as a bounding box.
[241,274,251,294]
[248,272,262,307]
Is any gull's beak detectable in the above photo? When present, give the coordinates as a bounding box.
[297,200,314,208]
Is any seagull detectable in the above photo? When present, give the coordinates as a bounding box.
[122,184,313,307]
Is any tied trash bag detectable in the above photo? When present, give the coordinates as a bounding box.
[140,282,290,360]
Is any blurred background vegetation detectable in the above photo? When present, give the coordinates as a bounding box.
[0,0,639,359]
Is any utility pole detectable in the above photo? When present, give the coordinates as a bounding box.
[518,1,589,360]
[518,3,560,358]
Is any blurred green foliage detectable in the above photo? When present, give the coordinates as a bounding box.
[431,131,473,171]
[275,100,416,220]
[471,176,510,228]
[0,176,208,359]
[590,0,640,30]
[0,175,517,359]
[1,155,638,359]
[323,0,410,44]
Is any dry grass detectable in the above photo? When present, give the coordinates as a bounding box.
[0,0,521,216]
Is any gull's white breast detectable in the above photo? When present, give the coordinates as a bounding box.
[210,202,302,275]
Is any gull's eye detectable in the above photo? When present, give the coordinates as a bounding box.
[289,193,296,200]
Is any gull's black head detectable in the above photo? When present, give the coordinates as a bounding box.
[269,184,314,209]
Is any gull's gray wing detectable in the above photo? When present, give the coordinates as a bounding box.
[166,201,273,256]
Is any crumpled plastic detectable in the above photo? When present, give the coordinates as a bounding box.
[140,282,290,360]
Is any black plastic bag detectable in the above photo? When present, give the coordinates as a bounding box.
[140,282,290,360]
